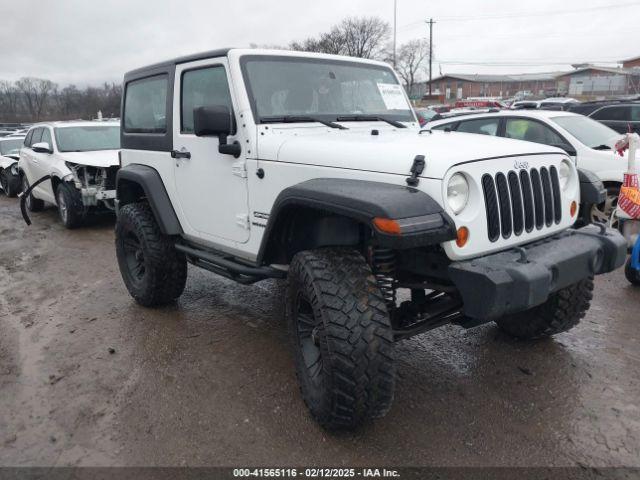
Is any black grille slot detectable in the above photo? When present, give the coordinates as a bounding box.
[550,166,562,224]
[530,169,545,230]
[482,174,500,242]
[484,166,561,241]
[508,171,524,236]
[520,170,535,233]
[495,173,512,238]
[540,167,554,227]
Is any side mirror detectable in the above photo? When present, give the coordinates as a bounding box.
[193,105,241,157]
[32,142,52,154]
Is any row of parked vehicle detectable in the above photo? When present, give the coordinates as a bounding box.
[0,48,630,432]
[414,99,639,226]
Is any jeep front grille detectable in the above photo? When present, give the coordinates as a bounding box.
[482,166,562,242]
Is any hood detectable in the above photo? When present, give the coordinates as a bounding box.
[62,149,119,168]
[257,127,565,179]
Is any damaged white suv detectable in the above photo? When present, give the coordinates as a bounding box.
[18,121,120,228]
[115,49,626,430]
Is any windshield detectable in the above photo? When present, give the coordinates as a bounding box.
[54,126,120,153]
[552,115,621,149]
[0,138,24,155]
[241,56,414,123]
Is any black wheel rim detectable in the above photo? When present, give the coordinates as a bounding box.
[295,293,324,385]
[122,232,146,286]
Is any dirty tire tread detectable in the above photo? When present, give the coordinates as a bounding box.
[56,182,85,229]
[625,258,640,285]
[115,202,187,307]
[287,248,395,430]
[496,277,594,340]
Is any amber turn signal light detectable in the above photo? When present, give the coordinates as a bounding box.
[456,227,469,248]
[373,217,402,235]
[570,201,577,217]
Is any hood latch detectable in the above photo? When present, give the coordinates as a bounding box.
[406,155,426,187]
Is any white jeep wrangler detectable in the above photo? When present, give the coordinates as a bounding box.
[115,49,626,430]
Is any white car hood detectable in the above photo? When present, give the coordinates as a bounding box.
[0,154,18,169]
[62,149,119,168]
[257,127,564,179]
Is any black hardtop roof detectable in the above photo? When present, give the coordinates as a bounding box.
[124,48,232,80]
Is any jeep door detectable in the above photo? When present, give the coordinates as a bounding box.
[172,58,250,244]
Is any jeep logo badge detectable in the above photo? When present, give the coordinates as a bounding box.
[514,160,529,170]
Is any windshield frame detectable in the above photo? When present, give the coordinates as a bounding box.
[551,114,621,149]
[54,125,121,153]
[239,54,416,125]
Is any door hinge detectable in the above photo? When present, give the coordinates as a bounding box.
[232,161,247,178]
[236,213,250,229]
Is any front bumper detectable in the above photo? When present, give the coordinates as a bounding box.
[448,225,627,320]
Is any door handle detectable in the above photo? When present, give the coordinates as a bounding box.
[171,150,191,159]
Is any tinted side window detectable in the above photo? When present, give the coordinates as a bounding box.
[457,118,499,136]
[31,128,43,145]
[630,106,640,121]
[430,123,452,131]
[181,66,233,134]
[24,129,34,147]
[505,119,563,145]
[41,128,52,147]
[591,106,629,121]
[124,75,168,133]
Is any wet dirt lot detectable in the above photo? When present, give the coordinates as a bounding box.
[1,194,639,468]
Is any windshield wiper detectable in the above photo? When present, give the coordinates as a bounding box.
[335,115,407,129]
[261,115,348,130]
[592,144,611,150]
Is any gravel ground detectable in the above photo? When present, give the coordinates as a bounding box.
[1,195,639,468]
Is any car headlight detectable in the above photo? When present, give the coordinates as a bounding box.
[558,160,572,191]
[447,173,469,215]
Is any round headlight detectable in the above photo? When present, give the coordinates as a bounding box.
[447,173,469,215]
[558,160,572,190]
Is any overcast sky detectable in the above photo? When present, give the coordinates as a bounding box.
[0,0,638,86]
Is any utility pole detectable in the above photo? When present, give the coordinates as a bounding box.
[393,0,397,67]
[427,18,434,96]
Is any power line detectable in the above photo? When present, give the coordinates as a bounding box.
[400,1,639,29]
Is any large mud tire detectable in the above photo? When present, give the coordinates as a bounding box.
[496,278,594,340]
[287,248,395,430]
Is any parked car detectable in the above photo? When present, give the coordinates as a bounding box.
[414,108,439,127]
[18,121,120,228]
[539,97,579,111]
[587,103,640,134]
[0,136,25,196]
[427,110,627,224]
[114,48,624,431]
[510,100,541,110]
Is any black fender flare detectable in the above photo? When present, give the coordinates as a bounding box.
[578,168,606,205]
[256,178,456,264]
[116,164,182,235]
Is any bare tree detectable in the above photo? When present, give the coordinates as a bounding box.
[290,16,390,59]
[15,77,57,121]
[0,80,20,117]
[340,17,390,59]
[395,39,430,96]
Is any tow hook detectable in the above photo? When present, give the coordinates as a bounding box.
[19,175,51,225]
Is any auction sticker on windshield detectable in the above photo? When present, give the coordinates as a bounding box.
[377,83,408,110]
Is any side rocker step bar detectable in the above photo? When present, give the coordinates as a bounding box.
[175,243,286,285]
